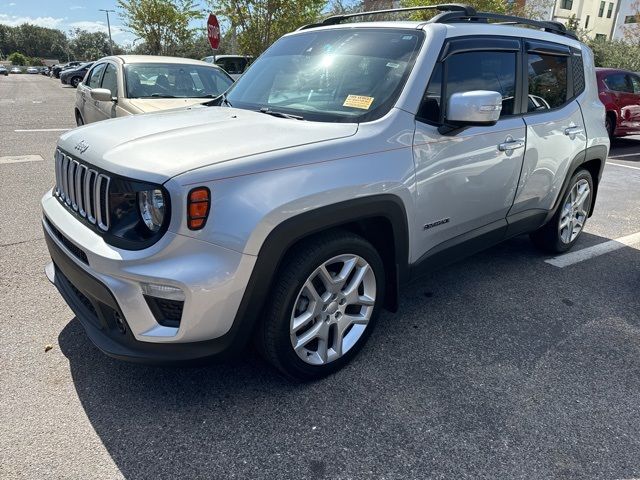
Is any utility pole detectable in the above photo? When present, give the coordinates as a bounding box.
[99,9,116,55]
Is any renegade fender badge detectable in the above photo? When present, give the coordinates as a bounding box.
[424,218,450,230]
[74,140,89,154]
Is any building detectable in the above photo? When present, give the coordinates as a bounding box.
[545,0,637,39]
[611,0,639,39]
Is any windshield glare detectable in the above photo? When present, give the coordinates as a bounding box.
[125,63,234,99]
[227,28,424,122]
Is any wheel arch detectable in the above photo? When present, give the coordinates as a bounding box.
[223,194,410,354]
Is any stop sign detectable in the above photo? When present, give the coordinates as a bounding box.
[207,14,220,50]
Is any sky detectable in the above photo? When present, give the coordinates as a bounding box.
[0,0,211,46]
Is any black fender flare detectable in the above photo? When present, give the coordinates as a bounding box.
[221,194,411,355]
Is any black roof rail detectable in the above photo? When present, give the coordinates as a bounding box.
[298,4,477,30]
[430,11,578,39]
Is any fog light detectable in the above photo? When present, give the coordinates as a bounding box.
[141,283,185,301]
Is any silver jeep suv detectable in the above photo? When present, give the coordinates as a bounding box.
[42,5,609,380]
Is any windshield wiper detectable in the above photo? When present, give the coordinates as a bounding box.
[258,108,304,120]
[203,92,233,107]
[150,94,177,98]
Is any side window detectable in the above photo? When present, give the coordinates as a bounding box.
[604,73,632,92]
[100,64,118,97]
[418,50,516,123]
[629,75,640,94]
[418,52,516,122]
[527,54,568,111]
[88,63,106,89]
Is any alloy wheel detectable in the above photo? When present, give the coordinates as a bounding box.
[289,254,376,366]
[558,178,591,244]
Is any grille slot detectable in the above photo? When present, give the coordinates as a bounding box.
[54,149,110,231]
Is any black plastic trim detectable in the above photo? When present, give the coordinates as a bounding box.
[439,36,521,61]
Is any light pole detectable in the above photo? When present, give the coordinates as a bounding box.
[99,9,116,55]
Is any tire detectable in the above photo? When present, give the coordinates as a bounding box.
[530,169,593,253]
[605,113,615,140]
[71,77,81,88]
[76,112,84,126]
[256,230,386,381]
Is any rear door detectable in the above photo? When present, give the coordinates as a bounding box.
[603,72,636,130]
[625,73,640,131]
[510,41,587,217]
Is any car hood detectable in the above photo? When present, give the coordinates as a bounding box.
[58,106,358,184]
[126,98,217,113]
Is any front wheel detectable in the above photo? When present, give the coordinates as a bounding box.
[530,169,593,253]
[71,77,81,88]
[257,231,385,381]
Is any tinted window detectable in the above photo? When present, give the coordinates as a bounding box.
[604,73,633,93]
[216,58,247,74]
[629,75,640,94]
[101,64,118,97]
[88,63,106,89]
[124,63,233,99]
[527,54,568,111]
[418,51,516,123]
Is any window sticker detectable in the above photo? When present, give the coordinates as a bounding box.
[386,62,400,68]
[343,95,375,110]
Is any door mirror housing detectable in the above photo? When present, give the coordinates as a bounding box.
[90,88,115,102]
[441,91,503,133]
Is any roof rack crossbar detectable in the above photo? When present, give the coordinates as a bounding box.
[298,4,477,30]
[430,11,578,39]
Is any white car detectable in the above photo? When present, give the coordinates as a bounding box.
[26,67,39,74]
[74,55,234,125]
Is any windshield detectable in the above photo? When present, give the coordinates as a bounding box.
[226,28,424,122]
[124,63,234,99]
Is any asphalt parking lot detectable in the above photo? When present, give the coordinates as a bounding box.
[1,74,639,480]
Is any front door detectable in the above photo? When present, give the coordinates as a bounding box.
[412,43,526,259]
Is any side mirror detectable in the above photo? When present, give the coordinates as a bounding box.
[442,90,502,133]
[90,88,115,102]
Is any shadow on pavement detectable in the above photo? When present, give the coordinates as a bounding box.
[58,232,640,479]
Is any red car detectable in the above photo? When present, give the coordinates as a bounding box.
[596,68,640,138]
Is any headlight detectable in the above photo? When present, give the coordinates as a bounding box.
[138,189,165,232]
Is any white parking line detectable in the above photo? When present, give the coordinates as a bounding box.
[609,152,640,159]
[607,162,640,171]
[0,155,44,165]
[14,128,71,132]
[545,232,640,268]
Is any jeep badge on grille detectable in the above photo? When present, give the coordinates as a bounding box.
[74,140,89,154]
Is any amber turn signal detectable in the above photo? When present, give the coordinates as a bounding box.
[187,187,210,230]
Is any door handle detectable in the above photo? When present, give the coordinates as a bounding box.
[564,126,584,136]
[498,139,525,151]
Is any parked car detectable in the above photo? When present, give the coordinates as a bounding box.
[60,62,94,88]
[10,67,22,74]
[201,54,253,80]
[40,66,51,75]
[51,61,82,79]
[43,6,609,381]
[74,55,234,125]
[596,68,640,138]
[26,66,39,74]
[0,66,8,76]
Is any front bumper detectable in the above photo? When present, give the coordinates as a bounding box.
[42,190,258,363]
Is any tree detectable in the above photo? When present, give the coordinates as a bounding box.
[117,0,204,55]
[8,52,28,66]
[401,0,553,20]
[68,29,117,60]
[209,0,326,58]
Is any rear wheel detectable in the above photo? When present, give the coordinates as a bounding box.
[71,76,81,88]
[530,169,593,253]
[75,112,84,126]
[257,231,385,381]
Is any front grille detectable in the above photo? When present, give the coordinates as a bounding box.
[54,149,111,231]
[45,217,89,264]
